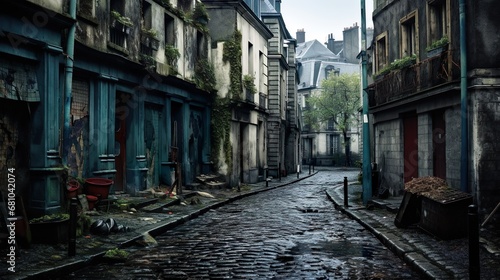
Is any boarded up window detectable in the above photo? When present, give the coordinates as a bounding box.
[67,78,89,178]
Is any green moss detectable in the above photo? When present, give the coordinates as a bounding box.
[29,213,69,223]
[104,248,130,259]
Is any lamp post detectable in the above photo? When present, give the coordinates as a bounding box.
[360,0,372,204]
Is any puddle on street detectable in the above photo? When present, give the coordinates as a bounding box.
[289,240,374,259]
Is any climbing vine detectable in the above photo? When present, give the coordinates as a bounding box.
[210,96,232,171]
[194,58,216,93]
[209,30,243,172]
[223,30,242,100]
[242,74,257,95]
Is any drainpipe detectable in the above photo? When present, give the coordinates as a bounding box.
[361,0,372,204]
[460,0,468,192]
[62,0,77,165]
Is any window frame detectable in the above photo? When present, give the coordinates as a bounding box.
[426,0,450,47]
[375,31,388,73]
[399,10,419,58]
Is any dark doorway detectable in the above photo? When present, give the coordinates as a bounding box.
[114,92,130,191]
[403,113,418,183]
[432,110,446,179]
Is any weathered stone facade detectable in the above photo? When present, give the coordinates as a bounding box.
[204,0,272,186]
[370,0,500,223]
[1,0,213,215]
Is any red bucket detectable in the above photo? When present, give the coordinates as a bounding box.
[85,178,113,199]
[66,180,81,199]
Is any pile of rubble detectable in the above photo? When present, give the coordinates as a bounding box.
[404,176,468,202]
[195,174,227,189]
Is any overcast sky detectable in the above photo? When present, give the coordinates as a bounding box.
[280,0,374,44]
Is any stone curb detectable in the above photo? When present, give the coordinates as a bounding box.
[325,186,454,280]
[21,172,318,279]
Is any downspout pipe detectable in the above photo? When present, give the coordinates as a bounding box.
[62,0,77,165]
[460,0,468,192]
[360,0,372,204]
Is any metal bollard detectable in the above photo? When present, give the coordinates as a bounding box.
[309,164,311,175]
[297,165,299,179]
[68,198,77,256]
[278,163,282,182]
[343,177,348,208]
[468,205,480,279]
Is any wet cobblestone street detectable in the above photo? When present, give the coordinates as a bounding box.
[61,170,418,279]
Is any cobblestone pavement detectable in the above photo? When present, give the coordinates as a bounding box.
[2,167,499,279]
[60,169,420,279]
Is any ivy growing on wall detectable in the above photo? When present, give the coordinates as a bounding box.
[210,30,243,172]
[223,30,242,100]
[210,96,232,171]
[243,74,257,95]
[195,58,216,93]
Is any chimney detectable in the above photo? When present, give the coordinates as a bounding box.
[275,0,281,13]
[325,33,335,53]
[296,29,305,43]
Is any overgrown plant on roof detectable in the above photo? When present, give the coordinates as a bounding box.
[192,1,209,24]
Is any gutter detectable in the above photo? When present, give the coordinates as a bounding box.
[62,0,77,165]
[459,0,468,192]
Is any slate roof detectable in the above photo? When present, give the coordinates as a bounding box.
[296,40,340,62]
[296,40,360,90]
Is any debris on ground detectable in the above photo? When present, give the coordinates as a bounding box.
[197,191,215,198]
[404,176,470,202]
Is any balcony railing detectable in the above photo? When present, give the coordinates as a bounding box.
[369,50,460,107]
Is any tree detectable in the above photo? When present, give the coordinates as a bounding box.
[304,73,360,166]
